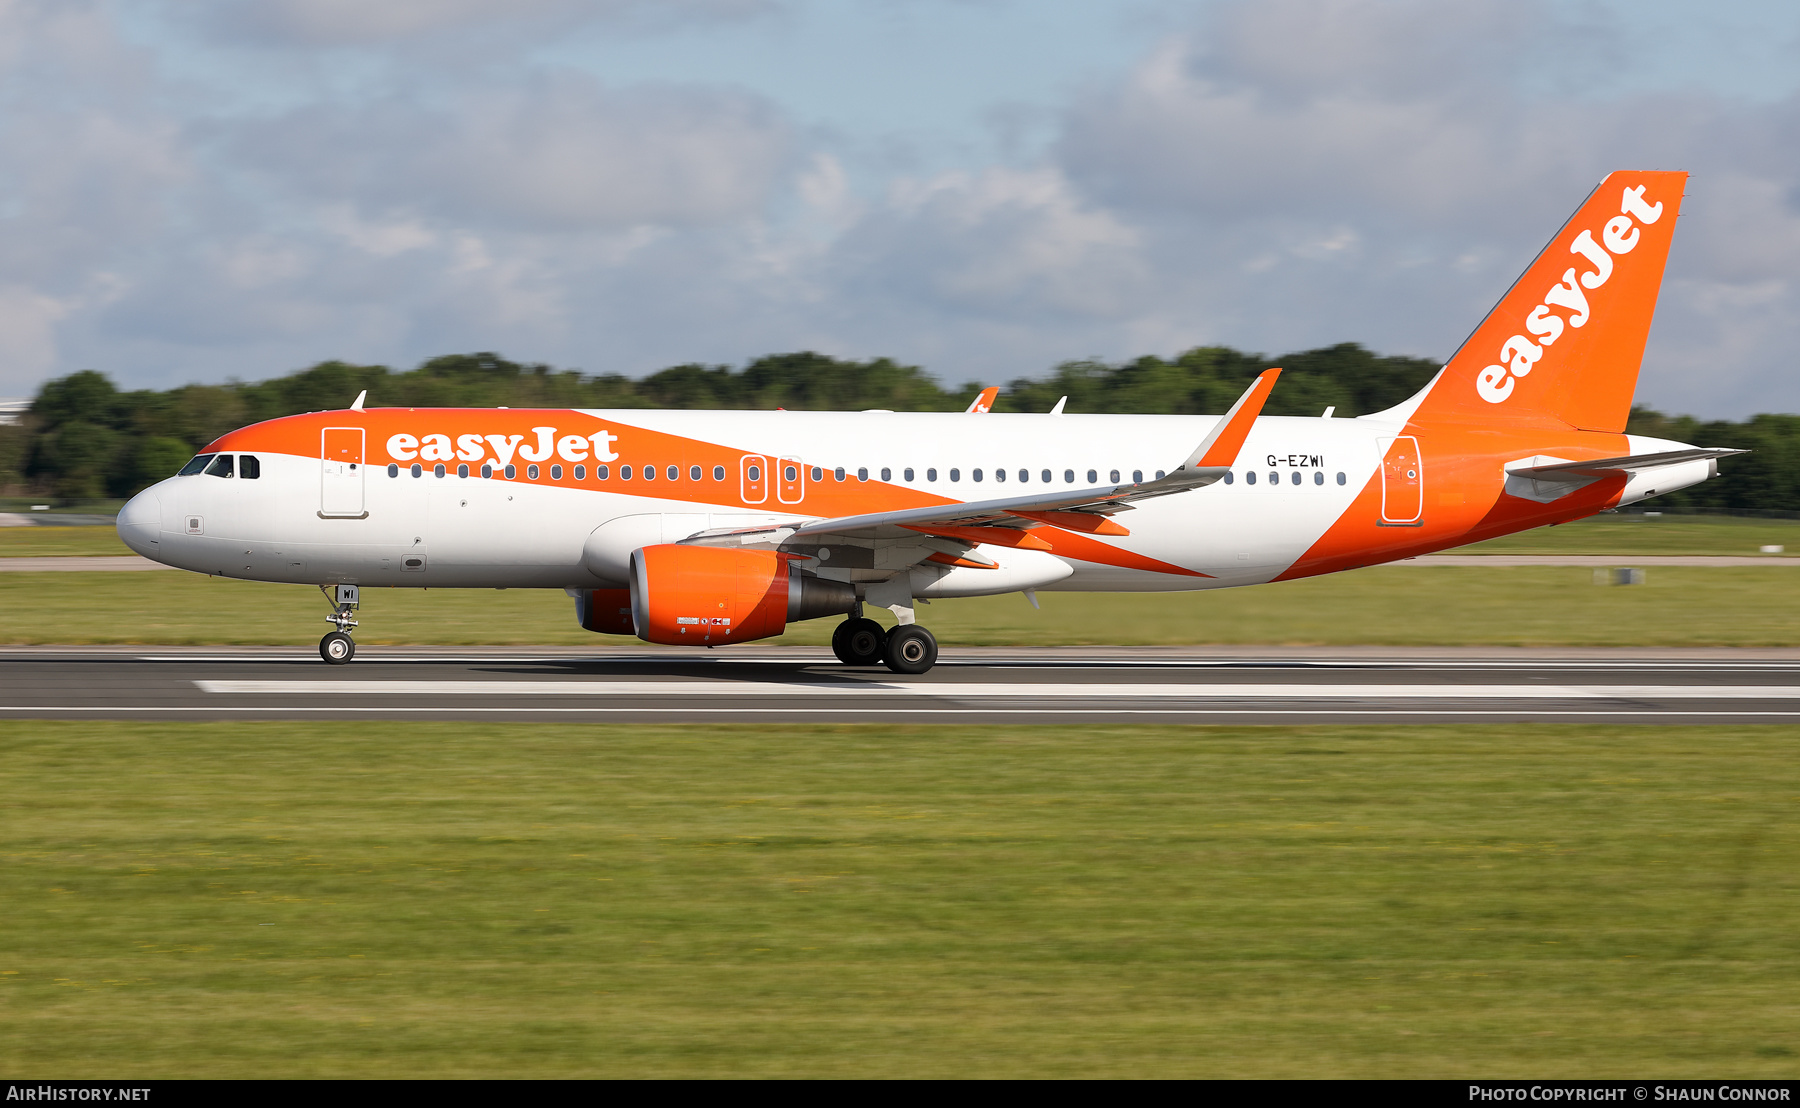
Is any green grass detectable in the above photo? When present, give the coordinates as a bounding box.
[1458,513,1800,555]
[5,513,1800,559]
[6,564,1800,646]
[1,721,1794,1077]
[0,526,134,557]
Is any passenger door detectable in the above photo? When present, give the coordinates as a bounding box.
[1378,436,1423,526]
[321,427,366,518]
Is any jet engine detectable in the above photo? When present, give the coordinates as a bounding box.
[628,544,856,646]
[572,587,635,635]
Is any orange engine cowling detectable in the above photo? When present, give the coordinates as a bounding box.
[574,588,635,635]
[629,544,855,646]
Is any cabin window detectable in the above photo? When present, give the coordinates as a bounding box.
[972,468,983,482]
[1223,471,1234,485]
[458,463,470,478]
[1245,471,1256,485]
[994,468,1005,482]
[1041,469,1051,483]
[435,463,447,478]
[745,465,758,482]
[643,465,654,481]
[1313,471,1323,485]
[1268,472,1279,486]
[668,466,679,481]
[835,467,846,481]
[783,464,797,482]
[206,454,235,478]
[1290,471,1301,485]
[410,463,423,478]
[691,465,702,481]
[811,466,823,482]
[388,463,399,478]
[1156,470,1165,479]
[1337,472,1346,485]
[949,468,961,482]
[598,465,610,480]
[713,465,725,481]
[238,455,261,479]
[1086,469,1097,484]
[504,464,516,479]
[925,468,936,482]
[547,464,560,480]
[525,464,537,479]
[1064,470,1074,484]
[858,467,869,481]
[179,454,215,477]
[481,464,493,479]
[1020,469,1030,483]
[1109,469,1120,483]
[573,465,585,480]
[1132,469,1143,483]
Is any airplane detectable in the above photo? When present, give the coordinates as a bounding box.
[116,169,1739,672]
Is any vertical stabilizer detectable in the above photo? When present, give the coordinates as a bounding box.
[1412,170,1687,433]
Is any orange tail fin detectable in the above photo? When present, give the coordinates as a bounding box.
[1411,170,1687,433]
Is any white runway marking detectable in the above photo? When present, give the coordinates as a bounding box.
[8,706,1800,719]
[193,680,1800,699]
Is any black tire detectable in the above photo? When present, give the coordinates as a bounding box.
[832,618,887,666]
[882,624,937,675]
[320,631,356,665]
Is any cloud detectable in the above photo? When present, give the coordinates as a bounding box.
[227,76,797,231]
[1045,0,1800,416]
[5,0,1800,420]
[184,0,781,48]
[832,167,1146,320]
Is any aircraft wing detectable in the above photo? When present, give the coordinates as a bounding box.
[1505,448,1745,480]
[684,369,1281,546]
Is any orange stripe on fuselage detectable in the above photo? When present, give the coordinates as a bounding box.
[206,408,1209,578]
[1278,419,1630,580]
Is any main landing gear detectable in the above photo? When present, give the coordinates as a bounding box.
[319,583,359,665]
[832,614,938,675]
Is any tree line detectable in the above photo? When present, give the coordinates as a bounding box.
[0,344,1792,513]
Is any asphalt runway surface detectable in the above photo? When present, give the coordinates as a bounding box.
[4,645,1800,723]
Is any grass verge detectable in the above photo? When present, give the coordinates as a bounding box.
[6,565,1800,646]
[1,721,1794,1077]
[7,514,1800,559]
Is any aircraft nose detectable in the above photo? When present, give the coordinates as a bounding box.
[116,489,162,558]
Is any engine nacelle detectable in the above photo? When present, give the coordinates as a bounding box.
[628,544,856,646]
[573,588,635,635]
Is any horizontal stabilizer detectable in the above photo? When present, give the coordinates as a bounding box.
[1505,448,1744,481]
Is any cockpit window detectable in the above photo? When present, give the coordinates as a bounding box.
[178,454,215,476]
[204,454,235,478]
[239,455,260,480]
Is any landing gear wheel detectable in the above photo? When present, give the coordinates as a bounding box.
[832,618,887,666]
[320,631,356,665]
[882,624,937,675]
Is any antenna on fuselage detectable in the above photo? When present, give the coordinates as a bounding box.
[1049,396,1067,416]
[350,390,366,412]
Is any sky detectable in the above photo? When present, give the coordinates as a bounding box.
[3,0,1800,417]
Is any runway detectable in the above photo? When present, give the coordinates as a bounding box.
[4,646,1800,723]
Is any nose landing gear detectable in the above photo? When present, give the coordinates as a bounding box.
[319,583,360,665]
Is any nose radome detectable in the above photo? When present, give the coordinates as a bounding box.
[116,489,162,558]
